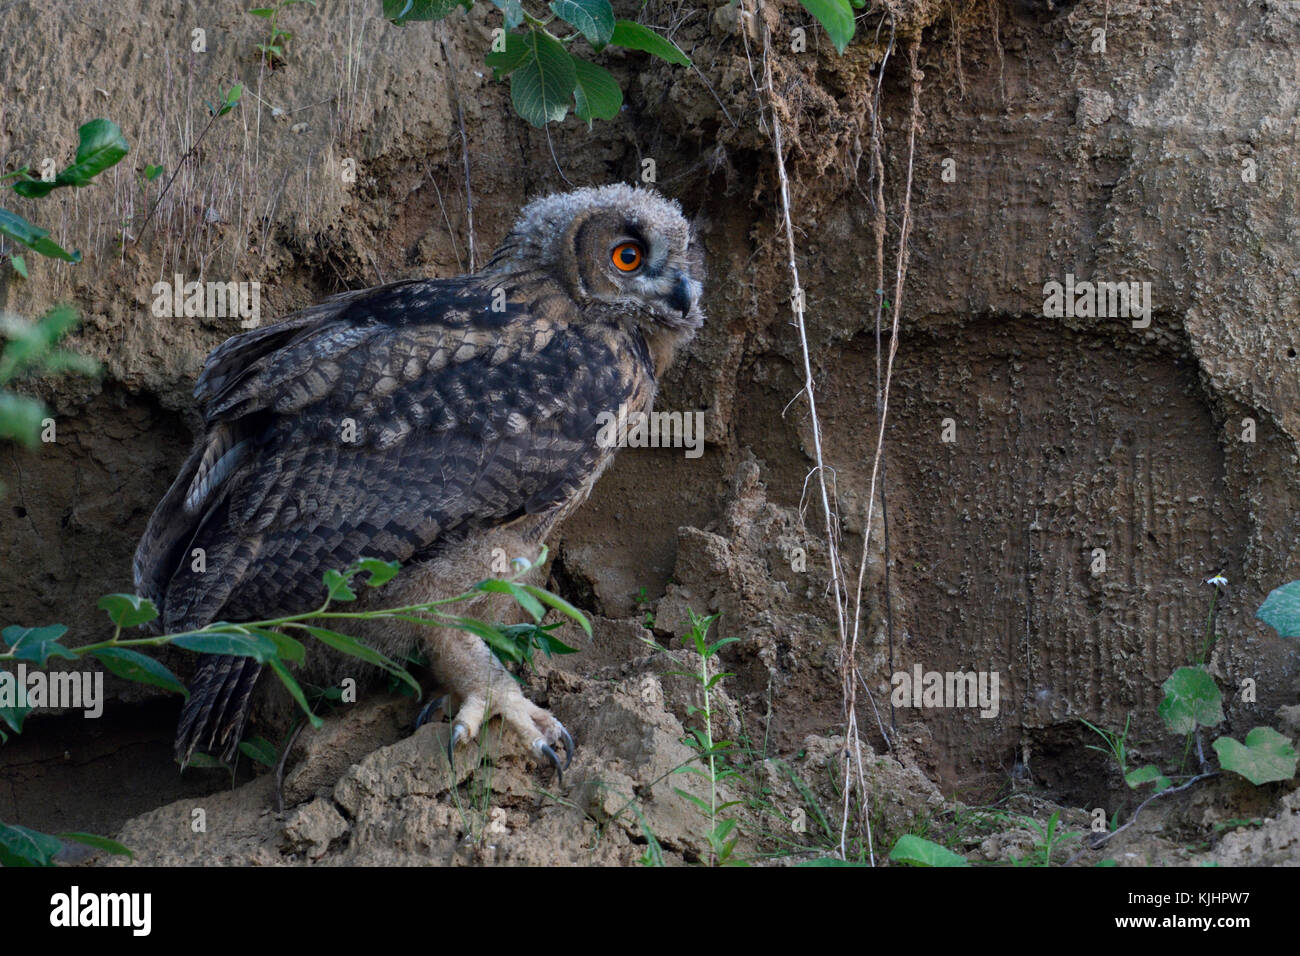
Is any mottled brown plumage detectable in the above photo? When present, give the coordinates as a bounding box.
[133,184,704,770]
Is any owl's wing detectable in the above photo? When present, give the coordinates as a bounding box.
[134,277,640,632]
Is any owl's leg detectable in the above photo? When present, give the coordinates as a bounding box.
[421,621,574,780]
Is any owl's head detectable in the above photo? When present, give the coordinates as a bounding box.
[491,184,705,334]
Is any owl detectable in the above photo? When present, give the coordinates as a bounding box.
[133,184,705,778]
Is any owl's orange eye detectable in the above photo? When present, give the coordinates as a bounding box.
[611,241,643,273]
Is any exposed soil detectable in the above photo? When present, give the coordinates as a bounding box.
[1,0,1297,866]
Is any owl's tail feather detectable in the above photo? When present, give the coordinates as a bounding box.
[175,653,263,768]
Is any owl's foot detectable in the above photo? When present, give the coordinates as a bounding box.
[422,686,574,783]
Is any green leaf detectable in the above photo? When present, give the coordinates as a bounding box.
[1124,764,1171,793]
[534,630,578,657]
[143,164,163,181]
[171,629,278,662]
[10,255,26,278]
[266,657,323,728]
[323,568,357,602]
[521,584,591,636]
[797,0,855,54]
[478,578,546,621]
[250,627,305,664]
[449,615,519,661]
[489,0,524,28]
[249,6,275,15]
[0,703,32,735]
[1256,579,1300,638]
[0,822,62,866]
[572,58,622,125]
[352,557,401,587]
[609,20,690,66]
[1157,666,1224,735]
[1213,727,1298,785]
[0,392,47,446]
[672,788,713,813]
[238,736,279,768]
[12,120,128,197]
[56,832,133,858]
[889,834,969,867]
[484,31,531,78]
[383,0,465,23]
[1,624,76,667]
[299,625,422,696]
[214,85,243,117]
[0,208,80,262]
[549,0,614,46]
[92,648,187,697]
[510,30,578,127]
[97,592,159,628]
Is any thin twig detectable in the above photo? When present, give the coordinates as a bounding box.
[136,101,228,241]
[1065,772,1219,865]
[846,38,922,851]
[438,27,477,271]
[755,4,870,864]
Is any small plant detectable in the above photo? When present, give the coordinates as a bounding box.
[1010,810,1081,867]
[633,585,655,628]
[249,0,317,68]
[1,118,128,274]
[0,308,100,462]
[1081,714,1170,794]
[641,609,744,865]
[136,84,242,240]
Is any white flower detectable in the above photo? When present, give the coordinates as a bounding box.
[1205,573,1228,587]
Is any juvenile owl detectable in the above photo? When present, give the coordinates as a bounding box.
[133,184,705,775]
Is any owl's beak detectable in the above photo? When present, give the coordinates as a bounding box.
[668,271,700,321]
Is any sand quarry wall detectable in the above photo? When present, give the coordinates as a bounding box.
[0,0,1298,859]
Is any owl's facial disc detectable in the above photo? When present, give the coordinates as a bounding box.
[498,184,705,332]
[601,229,703,330]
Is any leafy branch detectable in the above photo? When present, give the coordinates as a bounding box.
[0,119,128,275]
[384,0,688,128]
[0,307,101,464]
[0,545,590,864]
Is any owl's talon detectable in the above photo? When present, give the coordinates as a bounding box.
[535,741,565,785]
[447,721,468,764]
[415,694,448,729]
[558,723,575,770]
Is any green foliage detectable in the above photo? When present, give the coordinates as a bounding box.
[888,833,968,867]
[797,0,855,54]
[249,0,317,67]
[385,0,687,127]
[0,307,101,452]
[1256,579,1300,638]
[0,823,130,867]
[1156,666,1223,736]
[1213,727,1298,785]
[641,610,745,866]
[1010,810,1081,867]
[1081,715,1171,793]
[0,545,588,864]
[1,119,128,269]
